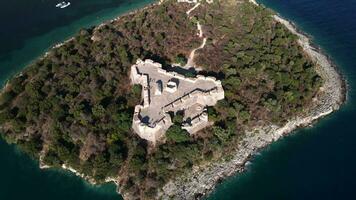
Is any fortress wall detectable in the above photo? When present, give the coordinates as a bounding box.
[206,77,216,81]
[158,68,167,74]
[182,111,209,134]
[142,74,151,107]
[130,59,225,143]
[133,105,142,123]
[175,74,186,80]
[182,95,190,101]
[132,110,165,143]
[130,66,140,84]
[186,77,196,83]
[132,105,173,143]
[135,60,223,88]
[177,0,198,3]
[135,123,164,143]
[163,86,224,112]
[145,59,220,86]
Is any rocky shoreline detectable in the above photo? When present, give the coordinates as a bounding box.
[15,1,346,200]
[157,6,346,200]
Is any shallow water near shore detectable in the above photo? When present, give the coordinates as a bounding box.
[0,139,120,200]
[0,0,154,199]
[0,0,356,200]
[0,0,154,85]
[208,0,356,199]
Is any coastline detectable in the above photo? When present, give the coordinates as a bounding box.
[47,2,158,57]
[0,1,158,91]
[31,1,163,193]
[32,1,162,193]
[0,1,346,200]
[39,161,119,186]
[157,5,346,200]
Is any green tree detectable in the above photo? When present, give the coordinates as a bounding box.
[174,54,187,66]
[92,104,106,118]
[166,125,190,143]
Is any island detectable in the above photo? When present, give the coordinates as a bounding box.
[0,0,345,199]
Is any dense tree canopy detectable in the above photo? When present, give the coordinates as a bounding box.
[0,0,322,199]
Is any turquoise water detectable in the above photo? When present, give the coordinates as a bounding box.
[208,0,356,199]
[1,0,356,199]
[0,0,154,199]
[0,0,154,85]
[0,139,119,200]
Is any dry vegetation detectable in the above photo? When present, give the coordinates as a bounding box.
[0,0,322,199]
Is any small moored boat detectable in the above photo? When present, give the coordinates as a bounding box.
[55,1,71,9]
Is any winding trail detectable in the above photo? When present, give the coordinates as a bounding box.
[182,2,208,69]
[186,2,201,15]
[186,22,207,68]
[159,2,345,199]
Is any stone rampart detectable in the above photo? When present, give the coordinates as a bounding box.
[130,59,225,143]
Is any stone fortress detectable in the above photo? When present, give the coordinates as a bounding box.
[130,59,225,143]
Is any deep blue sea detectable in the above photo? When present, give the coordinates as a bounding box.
[0,0,355,200]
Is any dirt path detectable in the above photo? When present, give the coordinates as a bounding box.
[184,2,207,69]
[186,30,206,68]
[186,2,201,15]
[177,0,209,69]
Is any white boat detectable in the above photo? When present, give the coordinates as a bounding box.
[56,1,71,9]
